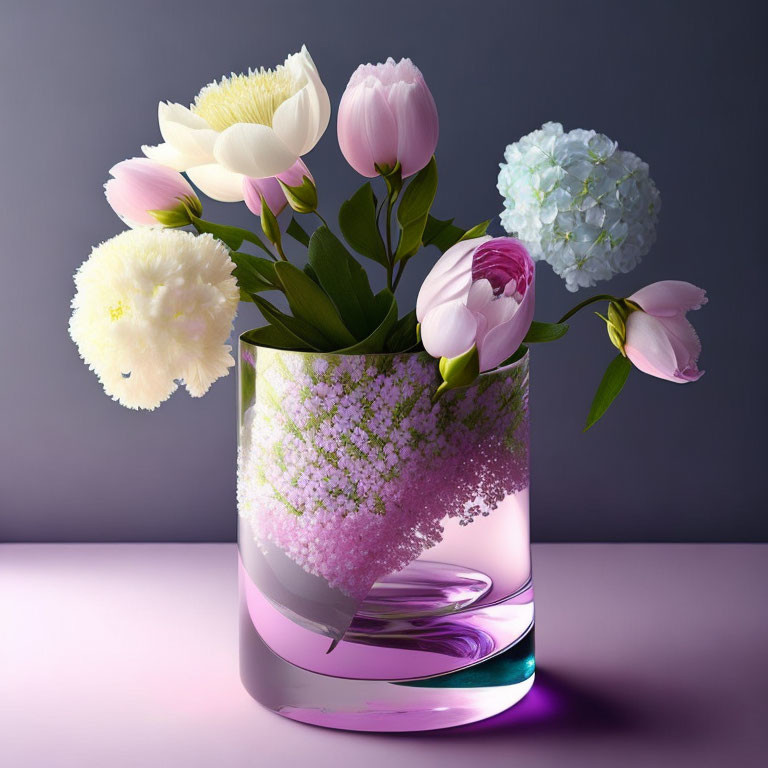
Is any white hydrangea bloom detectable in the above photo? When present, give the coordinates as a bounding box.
[498,122,660,291]
[69,229,239,410]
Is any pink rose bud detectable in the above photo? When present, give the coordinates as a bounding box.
[337,57,438,178]
[417,236,535,371]
[623,280,707,383]
[242,159,313,217]
[104,158,201,228]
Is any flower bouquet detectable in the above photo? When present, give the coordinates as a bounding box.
[70,47,707,732]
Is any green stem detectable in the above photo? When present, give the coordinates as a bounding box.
[385,197,395,291]
[392,260,406,291]
[314,211,329,229]
[274,239,288,261]
[557,294,616,324]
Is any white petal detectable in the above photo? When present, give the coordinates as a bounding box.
[214,123,298,178]
[141,142,196,172]
[272,85,316,156]
[158,102,217,165]
[279,45,331,153]
[186,164,245,203]
[420,301,478,360]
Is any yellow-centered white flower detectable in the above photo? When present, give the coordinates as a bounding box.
[142,46,330,203]
[69,229,239,410]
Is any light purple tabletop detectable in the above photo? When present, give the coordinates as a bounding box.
[1,544,766,767]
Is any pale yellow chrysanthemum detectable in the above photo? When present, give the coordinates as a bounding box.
[69,229,239,410]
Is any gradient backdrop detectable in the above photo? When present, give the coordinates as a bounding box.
[1,0,765,542]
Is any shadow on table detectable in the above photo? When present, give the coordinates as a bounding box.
[401,668,641,741]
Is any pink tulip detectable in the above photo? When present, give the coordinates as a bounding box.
[417,236,535,371]
[104,158,200,228]
[337,57,438,178]
[242,159,313,217]
[624,280,707,383]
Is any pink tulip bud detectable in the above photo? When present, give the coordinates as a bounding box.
[417,237,535,371]
[104,158,201,228]
[623,280,707,383]
[337,57,439,178]
[242,159,313,216]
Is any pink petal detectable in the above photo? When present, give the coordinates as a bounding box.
[387,78,439,177]
[242,175,287,217]
[624,311,703,383]
[416,236,491,322]
[628,281,708,317]
[476,272,536,371]
[420,300,478,360]
[337,81,398,177]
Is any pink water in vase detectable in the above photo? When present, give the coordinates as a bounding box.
[237,342,534,731]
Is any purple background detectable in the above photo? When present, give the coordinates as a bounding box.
[0,0,765,542]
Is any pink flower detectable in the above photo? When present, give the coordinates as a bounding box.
[417,237,535,371]
[104,158,200,228]
[242,159,312,216]
[337,57,438,178]
[624,280,707,383]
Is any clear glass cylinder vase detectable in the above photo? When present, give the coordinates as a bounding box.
[237,336,534,732]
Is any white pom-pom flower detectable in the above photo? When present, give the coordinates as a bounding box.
[498,122,661,292]
[69,229,239,410]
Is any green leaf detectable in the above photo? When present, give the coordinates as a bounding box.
[250,294,330,351]
[190,214,273,256]
[422,215,465,252]
[307,226,378,339]
[241,324,312,351]
[395,157,438,262]
[338,182,388,267]
[273,261,357,348]
[498,344,529,368]
[286,217,311,247]
[523,321,569,343]
[385,309,420,352]
[337,291,398,354]
[585,354,632,431]
[459,220,491,241]
[229,252,278,296]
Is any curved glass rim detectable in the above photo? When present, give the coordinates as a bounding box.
[238,331,530,375]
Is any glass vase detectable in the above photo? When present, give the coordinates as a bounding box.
[237,336,534,732]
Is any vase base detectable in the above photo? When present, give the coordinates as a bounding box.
[240,599,535,732]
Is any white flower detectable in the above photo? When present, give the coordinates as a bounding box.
[142,46,330,203]
[69,229,239,410]
[497,122,661,291]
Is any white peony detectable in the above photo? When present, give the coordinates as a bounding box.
[142,46,330,203]
[69,229,239,410]
[498,122,661,292]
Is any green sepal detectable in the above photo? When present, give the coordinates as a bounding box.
[523,321,569,343]
[337,291,398,354]
[395,156,438,262]
[286,217,311,247]
[273,261,357,348]
[338,182,388,267]
[278,175,318,214]
[189,214,273,256]
[433,345,480,403]
[377,162,403,201]
[584,354,632,431]
[259,195,282,248]
[459,220,491,241]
